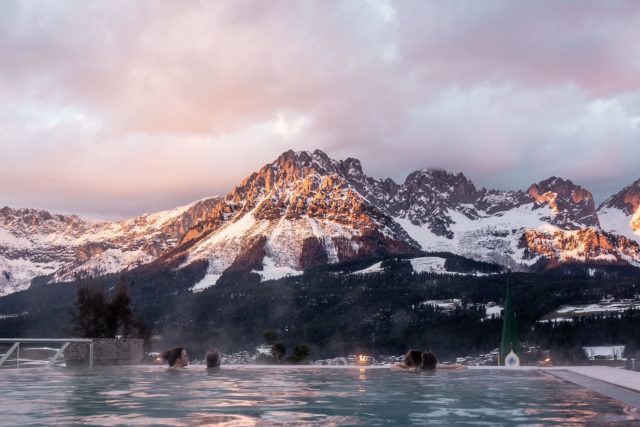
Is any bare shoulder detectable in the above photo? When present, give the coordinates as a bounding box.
[391,363,411,371]
[437,364,467,370]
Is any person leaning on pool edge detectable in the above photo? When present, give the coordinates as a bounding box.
[162,347,189,369]
[205,349,221,369]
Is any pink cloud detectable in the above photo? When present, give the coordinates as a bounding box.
[0,1,639,217]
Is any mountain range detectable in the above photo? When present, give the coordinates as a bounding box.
[1,149,639,296]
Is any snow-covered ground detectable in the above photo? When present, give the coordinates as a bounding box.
[0,311,27,319]
[395,204,555,268]
[409,256,447,273]
[540,298,640,322]
[598,206,640,244]
[351,261,384,275]
[415,299,461,311]
[253,256,303,282]
[349,256,495,278]
[190,273,222,293]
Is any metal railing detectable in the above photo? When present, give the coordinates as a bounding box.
[0,338,93,368]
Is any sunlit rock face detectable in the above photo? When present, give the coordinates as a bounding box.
[521,228,640,266]
[175,150,422,285]
[597,179,640,252]
[1,149,639,296]
[598,178,640,234]
[601,178,640,216]
[528,177,600,229]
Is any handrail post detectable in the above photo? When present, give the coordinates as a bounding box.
[89,341,94,368]
[0,342,19,367]
[47,342,70,367]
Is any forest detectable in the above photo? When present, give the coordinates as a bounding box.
[1,255,639,363]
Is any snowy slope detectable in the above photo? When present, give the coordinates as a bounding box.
[0,197,220,295]
[598,206,640,243]
[184,209,401,287]
[597,178,640,244]
[395,204,555,268]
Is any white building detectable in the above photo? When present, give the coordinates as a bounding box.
[582,345,626,360]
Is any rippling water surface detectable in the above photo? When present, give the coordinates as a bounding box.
[1,366,637,425]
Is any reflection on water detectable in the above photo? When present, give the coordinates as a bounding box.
[0,366,637,426]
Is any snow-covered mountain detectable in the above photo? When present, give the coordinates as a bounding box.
[173,150,421,290]
[0,198,220,295]
[598,178,640,242]
[1,149,639,296]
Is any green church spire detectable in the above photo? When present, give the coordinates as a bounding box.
[499,270,519,365]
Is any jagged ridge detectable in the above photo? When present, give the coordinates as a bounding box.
[1,149,639,296]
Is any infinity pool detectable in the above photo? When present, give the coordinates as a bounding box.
[1,366,636,425]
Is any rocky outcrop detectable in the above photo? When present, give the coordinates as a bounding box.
[600,178,640,216]
[597,179,640,242]
[528,177,599,229]
[521,228,640,265]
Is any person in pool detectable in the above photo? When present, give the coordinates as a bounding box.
[205,349,221,369]
[420,351,438,370]
[162,347,189,369]
[403,349,423,369]
[394,350,466,371]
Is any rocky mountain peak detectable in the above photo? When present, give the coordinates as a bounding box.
[268,149,336,178]
[229,150,345,205]
[529,177,592,204]
[179,149,387,247]
[599,178,640,215]
[528,177,599,229]
[403,169,479,204]
[338,157,364,177]
[0,206,95,236]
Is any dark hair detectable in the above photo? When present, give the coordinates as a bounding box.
[404,350,422,367]
[421,351,437,370]
[162,347,184,367]
[206,349,220,368]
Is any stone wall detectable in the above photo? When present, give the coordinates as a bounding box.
[65,338,144,367]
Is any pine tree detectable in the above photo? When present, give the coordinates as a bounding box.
[107,276,134,337]
[70,276,148,339]
[70,283,110,338]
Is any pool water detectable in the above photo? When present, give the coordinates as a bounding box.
[1,366,637,426]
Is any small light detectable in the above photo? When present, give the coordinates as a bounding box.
[357,355,369,365]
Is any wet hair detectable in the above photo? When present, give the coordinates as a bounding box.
[162,347,184,367]
[421,351,437,370]
[206,349,221,368]
[404,350,423,367]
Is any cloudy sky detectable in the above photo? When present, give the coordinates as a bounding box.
[1,1,639,219]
